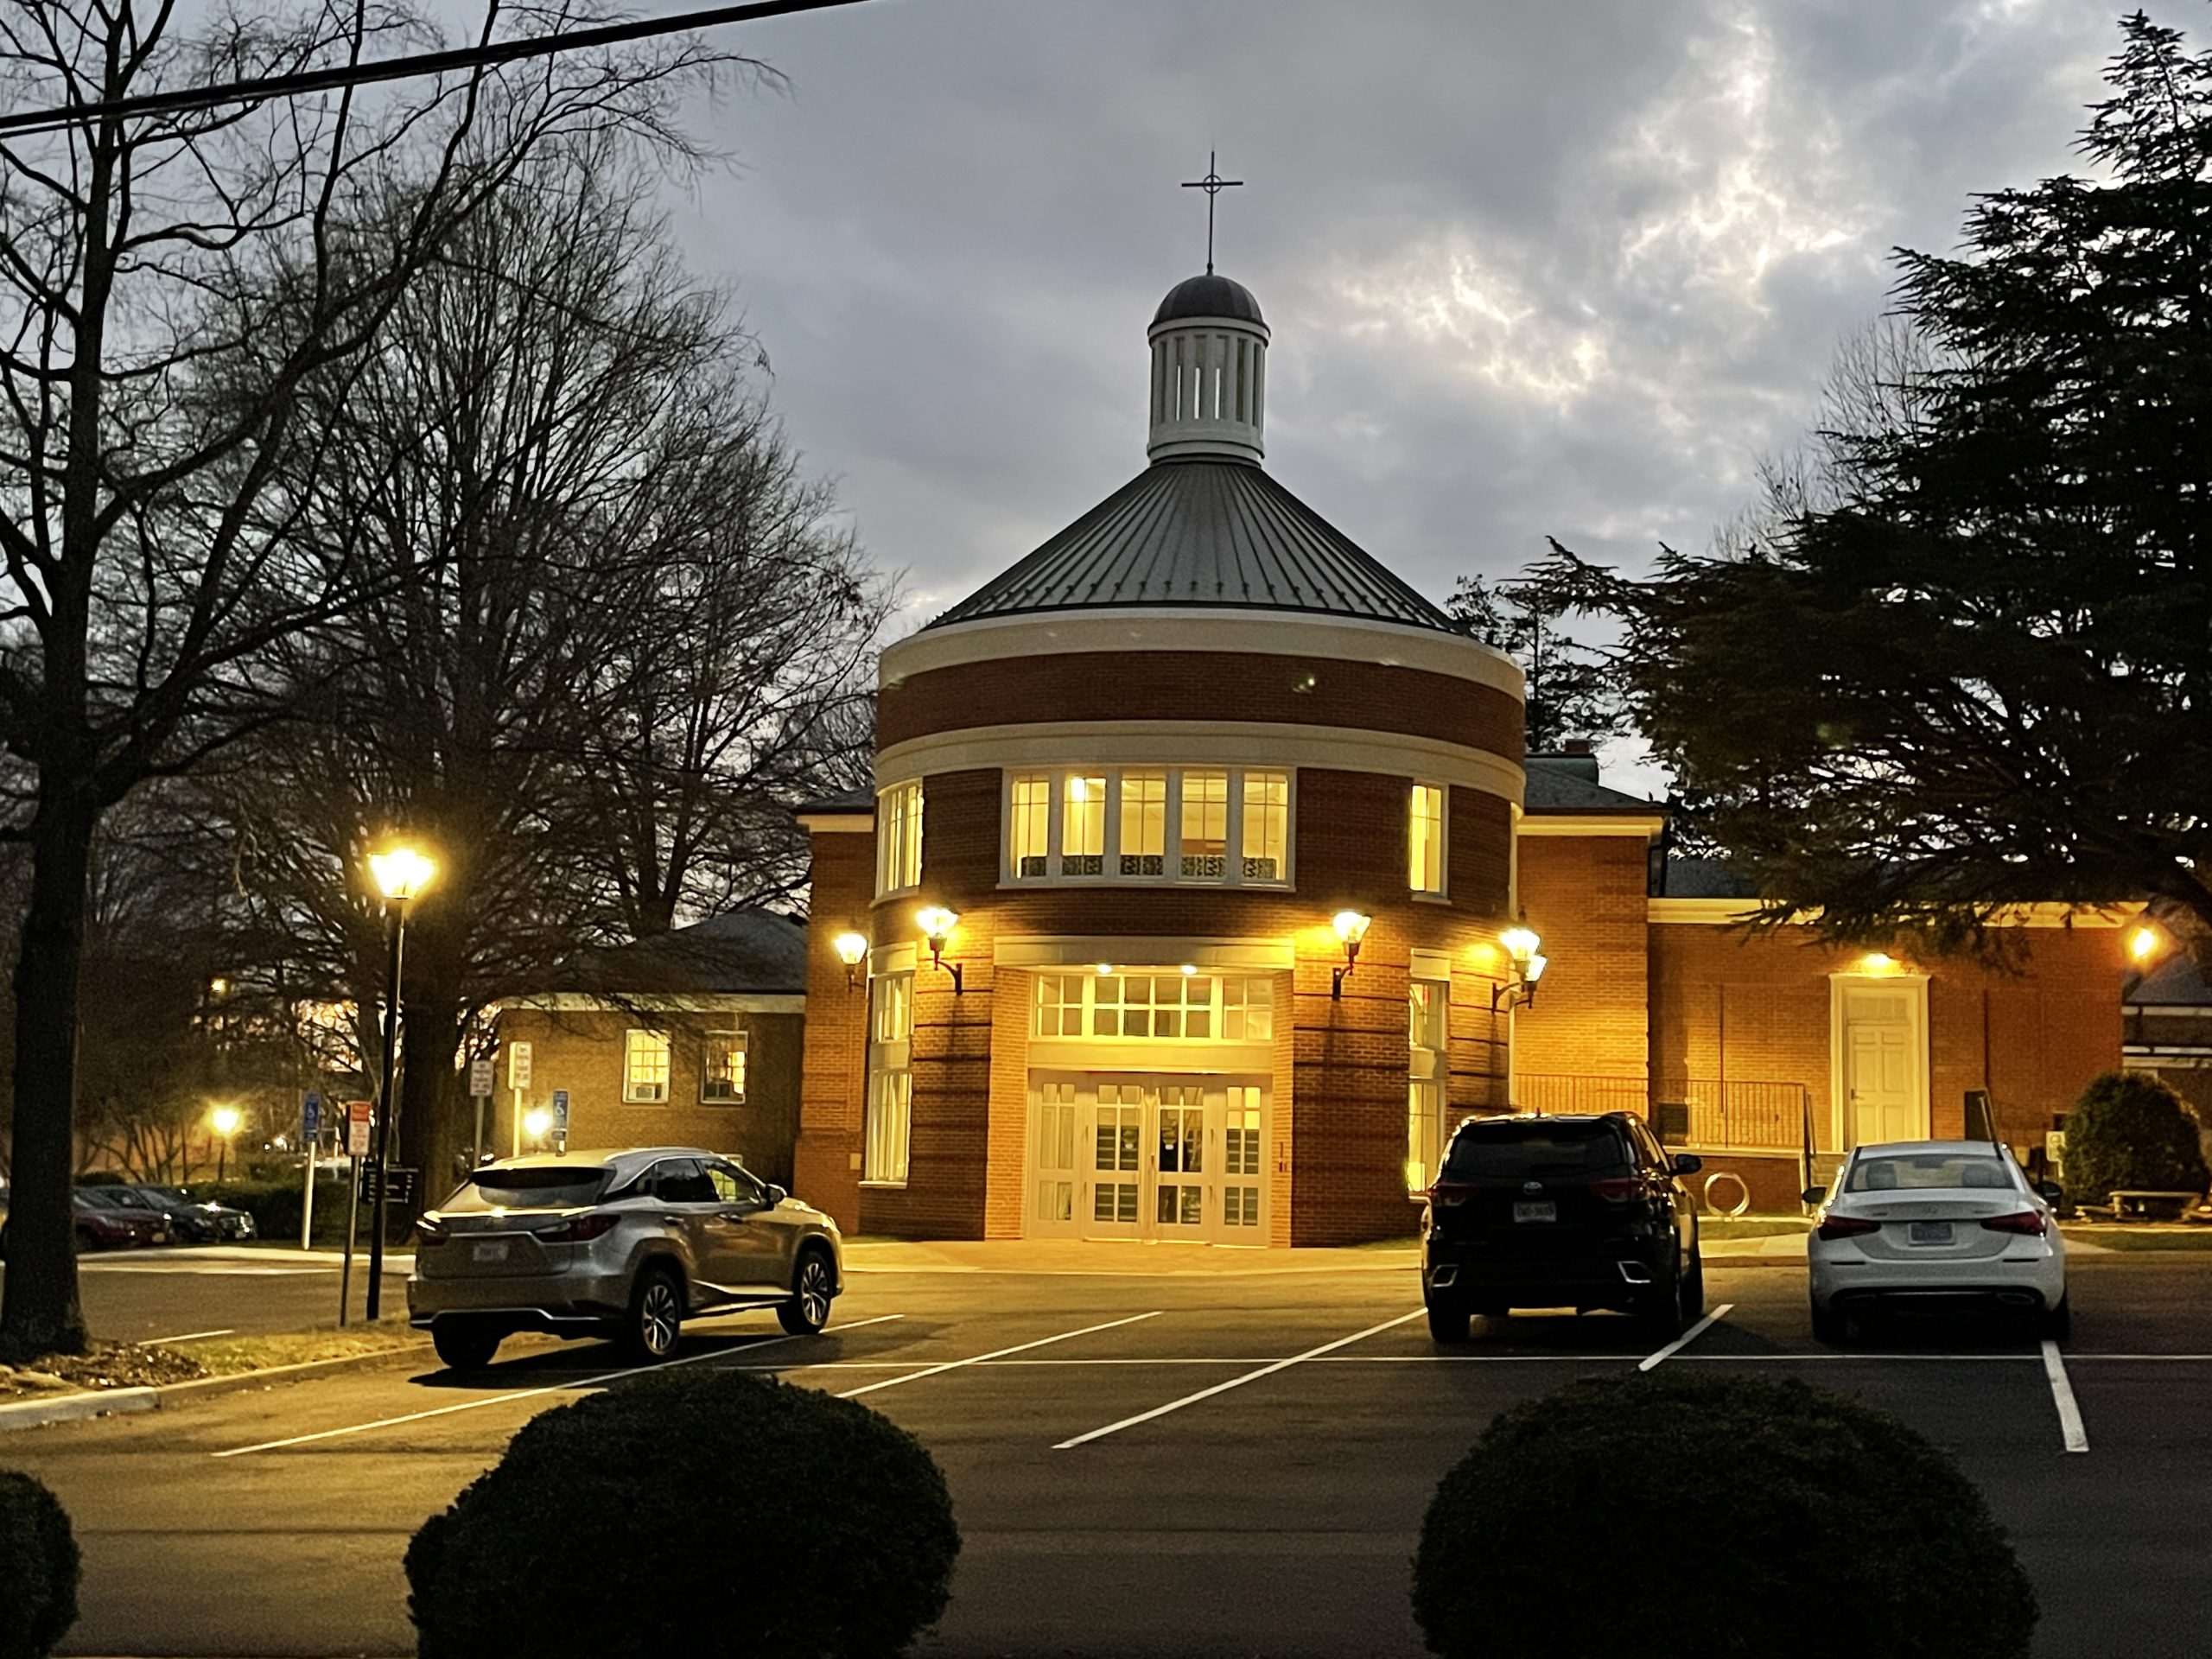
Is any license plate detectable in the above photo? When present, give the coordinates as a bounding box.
[1908,1221,1954,1245]
[1513,1200,1556,1224]
[471,1240,510,1263]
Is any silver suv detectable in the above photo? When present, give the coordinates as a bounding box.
[407,1147,843,1372]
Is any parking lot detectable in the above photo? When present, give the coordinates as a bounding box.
[7,1248,2212,1656]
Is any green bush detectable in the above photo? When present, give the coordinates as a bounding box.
[1413,1371,2033,1659]
[2063,1071,2209,1207]
[406,1368,960,1659]
[0,1471,79,1659]
[210,1179,409,1246]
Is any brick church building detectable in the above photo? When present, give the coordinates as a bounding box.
[790,268,2133,1245]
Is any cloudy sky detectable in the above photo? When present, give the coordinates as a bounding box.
[667,0,2126,658]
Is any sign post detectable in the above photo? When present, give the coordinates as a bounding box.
[508,1042,533,1158]
[338,1099,372,1325]
[300,1092,322,1250]
[467,1057,494,1169]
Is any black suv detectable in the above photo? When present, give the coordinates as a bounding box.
[1420,1112,1704,1342]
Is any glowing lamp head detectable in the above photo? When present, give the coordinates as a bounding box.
[524,1107,552,1140]
[916,906,959,951]
[1860,952,1895,974]
[210,1104,242,1137]
[832,931,868,969]
[208,976,229,998]
[1332,910,1373,947]
[2131,926,2161,963]
[369,844,436,904]
[1500,926,1541,964]
[1524,954,1548,984]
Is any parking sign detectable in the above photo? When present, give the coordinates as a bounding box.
[346,1099,372,1158]
[468,1057,494,1097]
[551,1089,569,1132]
[509,1042,533,1091]
[302,1092,321,1139]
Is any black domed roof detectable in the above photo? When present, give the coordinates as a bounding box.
[1152,272,1264,327]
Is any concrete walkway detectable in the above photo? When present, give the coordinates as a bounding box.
[842,1238,1419,1275]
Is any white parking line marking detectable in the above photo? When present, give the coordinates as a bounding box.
[1637,1304,1732,1372]
[212,1314,903,1458]
[1053,1308,1426,1450]
[2042,1339,2089,1453]
[836,1312,1160,1399]
[147,1329,236,1344]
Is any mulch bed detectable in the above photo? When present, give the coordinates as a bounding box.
[0,1342,207,1398]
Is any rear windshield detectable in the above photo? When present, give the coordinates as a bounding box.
[442,1168,609,1211]
[1846,1154,2016,1194]
[1442,1122,1631,1180]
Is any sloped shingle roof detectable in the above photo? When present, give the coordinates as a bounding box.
[565,908,807,997]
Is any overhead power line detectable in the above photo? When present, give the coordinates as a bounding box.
[0,0,877,140]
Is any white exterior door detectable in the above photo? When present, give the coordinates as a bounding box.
[1838,982,1928,1147]
[1028,1072,1267,1242]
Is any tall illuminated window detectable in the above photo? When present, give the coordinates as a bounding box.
[1010,774,1051,878]
[623,1029,671,1103]
[1242,771,1288,881]
[1063,773,1106,875]
[876,780,923,895]
[1407,980,1448,1188]
[1409,783,1446,895]
[1119,771,1167,876]
[1180,770,1230,878]
[865,971,914,1185]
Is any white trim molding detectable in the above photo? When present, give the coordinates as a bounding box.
[504,993,805,1015]
[798,811,873,834]
[1651,898,2136,928]
[876,721,1523,806]
[1518,812,1667,840]
[993,935,1298,971]
[880,608,1523,699]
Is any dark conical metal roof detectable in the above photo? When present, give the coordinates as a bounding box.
[927,458,1459,633]
[1153,273,1265,327]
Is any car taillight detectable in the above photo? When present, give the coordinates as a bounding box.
[1980,1210,2049,1236]
[1426,1182,1471,1209]
[1815,1214,1881,1241]
[534,1213,620,1243]
[414,1218,447,1244]
[1588,1177,1643,1203]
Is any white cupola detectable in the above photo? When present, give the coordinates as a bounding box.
[1147,272,1268,464]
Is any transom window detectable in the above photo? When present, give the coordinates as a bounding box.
[1004,767,1293,887]
[1034,972,1274,1041]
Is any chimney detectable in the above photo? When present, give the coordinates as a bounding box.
[1562,739,1593,756]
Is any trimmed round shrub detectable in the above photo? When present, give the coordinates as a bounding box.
[0,1471,79,1659]
[2063,1071,2208,1207]
[1414,1371,2033,1659]
[407,1368,959,1659]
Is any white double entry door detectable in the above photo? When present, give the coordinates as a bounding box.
[1028,1071,1267,1243]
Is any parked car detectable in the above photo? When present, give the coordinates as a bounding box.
[408,1147,844,1372]
[1806,1140,2068,1342]
[1420,1111,1704,1341]
[130,1184,257,1243]
[71,1188,173,1249]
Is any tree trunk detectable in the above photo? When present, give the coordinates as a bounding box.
[1,788,99,1359]
[398,969,467,1215]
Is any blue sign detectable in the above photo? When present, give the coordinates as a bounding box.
[551,1090,569,1131]
[302,1093,322,1138]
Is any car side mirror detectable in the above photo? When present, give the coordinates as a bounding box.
[1802,1185,1827,1205]
[765,1185,788,1207]
[1669,1154,1702,1175]
[2037,1180,2064,1205]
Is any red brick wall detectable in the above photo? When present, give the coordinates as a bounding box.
[1512,836,1650,1086]
[793,830,873,1230]
[879,651,1523,760]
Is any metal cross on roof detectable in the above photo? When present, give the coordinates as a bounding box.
[1180,150,1243,275]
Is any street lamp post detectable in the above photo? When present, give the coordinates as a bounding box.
[210,1104,242,1186]
[364,843,435,1322]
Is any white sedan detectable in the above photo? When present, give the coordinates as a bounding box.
[1807,1141,2068,1344]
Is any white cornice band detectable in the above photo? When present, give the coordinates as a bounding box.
[874,721,1524,805]
[880,608,1523,699]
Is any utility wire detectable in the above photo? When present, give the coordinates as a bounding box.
[0,0,877,140]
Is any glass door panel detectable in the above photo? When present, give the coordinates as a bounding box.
[1031,1080,1080,1237]
[1222,1084,1263,1233]
[1154,1087,1208,1232]
[1091,1084,1143,1231]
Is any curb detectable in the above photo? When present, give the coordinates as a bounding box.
[0,1338,433,1433]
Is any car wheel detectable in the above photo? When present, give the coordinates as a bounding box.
[620,1262,684,1363]
[2040,1295,2072,1344]
[431,1320,503,1373]
[776,1248,837,1336]
[1680,1249,1706,1322]
[1636,1258,1685,1339]
[1810,1296,1847,1346]
[1426,1301,1471,1343]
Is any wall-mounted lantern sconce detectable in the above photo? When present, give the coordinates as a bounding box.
[917,906,963,994]
[1492,925,1548,1012]
[1331,910,1372,1000]
[2130,925,2163,965]
[833,931,868,990]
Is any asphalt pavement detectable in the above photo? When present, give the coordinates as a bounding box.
[0,1246,411,1343]
[4,1251,2211,1656]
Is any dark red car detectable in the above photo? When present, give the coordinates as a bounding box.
[70,1189,171,1249]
